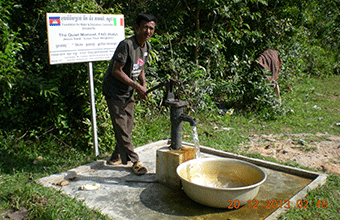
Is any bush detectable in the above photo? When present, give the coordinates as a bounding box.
[1,0,339,151]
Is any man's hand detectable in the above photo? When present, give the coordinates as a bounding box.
[136,85,148,100]
[112,61,149,100]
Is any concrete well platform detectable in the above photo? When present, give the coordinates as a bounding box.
[38,140,327,220]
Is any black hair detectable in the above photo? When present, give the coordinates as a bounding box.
[136,13,157,26]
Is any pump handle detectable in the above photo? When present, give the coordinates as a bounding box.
[146,79,181,95]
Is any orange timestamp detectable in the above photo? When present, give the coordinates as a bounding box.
[247,199,328,209]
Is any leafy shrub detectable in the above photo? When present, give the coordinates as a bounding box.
[1,0,339,152]
[0,3,27,127]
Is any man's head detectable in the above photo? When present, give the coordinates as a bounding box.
[136,13,157,26]
[135,13,157,46]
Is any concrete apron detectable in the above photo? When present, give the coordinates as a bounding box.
[38,140,327,220]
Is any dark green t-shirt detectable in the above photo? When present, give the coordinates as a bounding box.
[102,36,151,101]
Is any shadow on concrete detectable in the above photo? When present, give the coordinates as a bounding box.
[70,164,236,218]
[72,164,158,189]
[140,183,236,218]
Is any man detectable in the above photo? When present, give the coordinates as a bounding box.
[102,13,157,175]
[256,49,282,105]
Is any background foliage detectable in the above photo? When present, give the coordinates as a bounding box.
[0,0,339,151]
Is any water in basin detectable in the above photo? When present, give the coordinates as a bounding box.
[189,173,247,188]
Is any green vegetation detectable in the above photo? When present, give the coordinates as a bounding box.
[1,75,339,219]
[1,0,340,148]
[1,0,340,219]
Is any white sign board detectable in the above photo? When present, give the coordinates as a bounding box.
[46,13,125,65]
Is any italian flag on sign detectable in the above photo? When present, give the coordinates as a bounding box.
[114,18,124,26]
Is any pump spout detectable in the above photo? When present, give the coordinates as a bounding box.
[170,107,196,150]
[147,78,197,150]
[178,114,196,127]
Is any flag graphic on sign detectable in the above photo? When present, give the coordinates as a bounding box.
[49,17,61,26]
[113,18,124,26]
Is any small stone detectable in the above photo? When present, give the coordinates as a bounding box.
[6,208,29,220]
[298,139,306,145]
[52,179,70,186]
[65,171,78,181]
[282,150,289,155]
[59,180,70,186]
[221,127,234,131]
[33,156,43,165]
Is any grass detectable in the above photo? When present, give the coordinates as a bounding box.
[1,75,340,219]
[0,136,110,219]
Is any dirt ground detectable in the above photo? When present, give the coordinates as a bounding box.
[239,133,340,175]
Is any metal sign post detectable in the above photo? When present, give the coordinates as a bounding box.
[46,13,125,156]
[88,62,99,156]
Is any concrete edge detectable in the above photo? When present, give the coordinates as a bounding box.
[134,139,170,153]
[38,140,325,185]
[198,145,322,179]
[37,140,328,220]
[264,174,328,220]
[180,142,328,220]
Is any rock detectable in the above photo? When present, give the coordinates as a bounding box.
[52,179,70,186]
[65,170,78,181]
[221,127,234,131]
[6,208,29,220]
[282,150,289,155]
[312,105,321,110]
[298,139,306,145]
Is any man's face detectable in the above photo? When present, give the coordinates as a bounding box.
[135,20,156,44]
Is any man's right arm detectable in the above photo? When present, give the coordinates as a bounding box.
[111,61,147,99]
